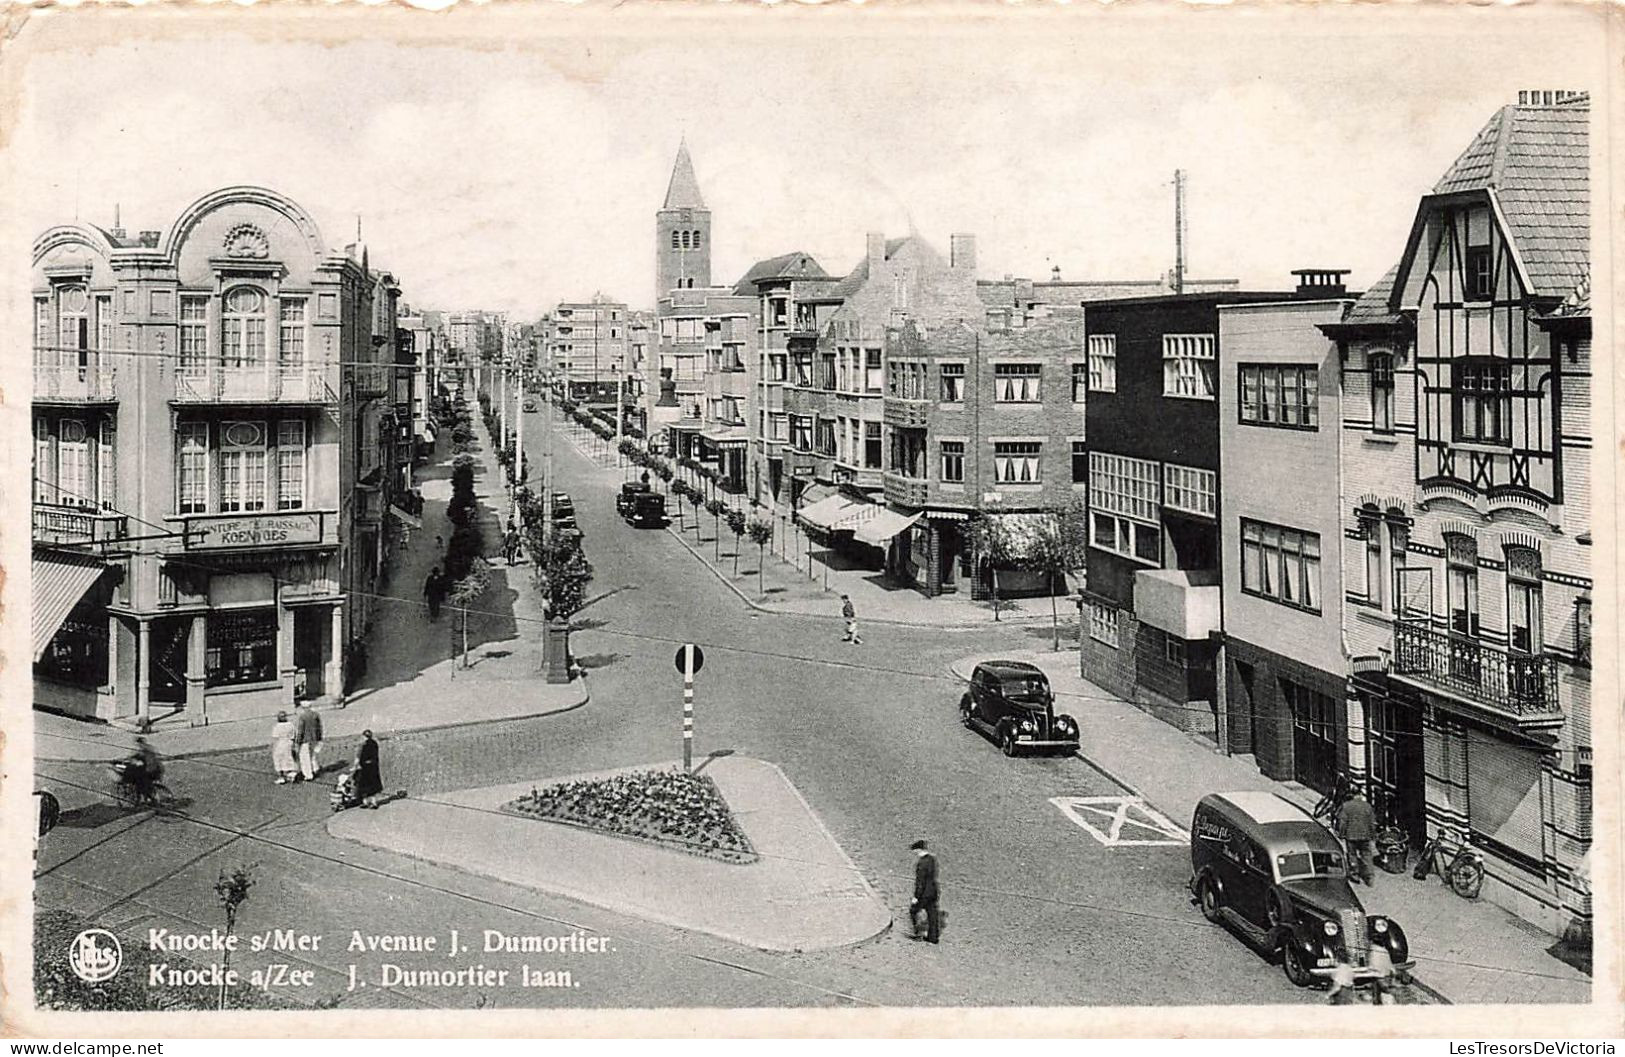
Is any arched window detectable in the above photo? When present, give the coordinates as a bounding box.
[222,287,268,369]
[1369,351,1394,433]
[57,285,89,369]
[671,230,680,249]
[1505,547,1543,654]
[691,229,702,248]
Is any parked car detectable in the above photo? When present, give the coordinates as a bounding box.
[1189,791,1414,989]
[958,660,1079,756]
[617,481,668,527]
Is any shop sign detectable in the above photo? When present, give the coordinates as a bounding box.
[188,512,324,550]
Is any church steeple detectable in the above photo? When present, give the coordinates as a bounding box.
[663,137,706,210]
[656,139,712,296]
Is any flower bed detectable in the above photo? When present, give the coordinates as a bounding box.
[502,768,757,864]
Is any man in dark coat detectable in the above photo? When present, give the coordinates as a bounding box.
[910,839,940,943]
[354,730,384,809]
[1338,788,1377,885]
[423,567,446,622]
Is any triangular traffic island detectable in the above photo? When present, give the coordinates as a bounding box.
[328,756,890,952]
[501,768,757,864]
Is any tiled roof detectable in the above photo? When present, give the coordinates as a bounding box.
[1431,97,1588,297]
[1543,269,1590,319]
[1343,264,1403,324]
[662,139,706,210]
[732,251,827,294]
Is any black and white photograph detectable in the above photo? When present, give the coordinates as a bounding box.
[4,3,1616,1038]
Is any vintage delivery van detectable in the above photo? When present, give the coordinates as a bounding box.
[1189,791,1414,988]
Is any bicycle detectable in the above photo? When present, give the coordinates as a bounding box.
[1412,826,1485,899]
[1312,773,1351,829]
[111,761,173,809]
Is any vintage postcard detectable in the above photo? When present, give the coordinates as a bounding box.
[0,2,1617,1038]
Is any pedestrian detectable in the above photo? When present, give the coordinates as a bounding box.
[435,533,444,554]
[295,701,323,781]
[909,839,940,944]
[424,566,445,622]
[270,711,298,784]
[1368,940,1397,1005]
[1326,950,1358,1005]
[354,730,384,809]
[1337,786,1377,885]
[503,524,520,566]
[840,594,862,645]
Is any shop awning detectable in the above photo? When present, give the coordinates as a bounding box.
[33,551,109,662]
[854,509,922,547]
[831,502,881,531]
[987,511,1055,561]
[797,495,865,532]
[388,505,423,529]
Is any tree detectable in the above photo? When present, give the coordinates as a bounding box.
[214,865,255,1010]
[447,561,491,670]
[969,514,1016,622]
[747,518,774,597]
[704,497,726,560]
[1021,497,1091,650]
[535,532,594,622]
[725,508,747,575]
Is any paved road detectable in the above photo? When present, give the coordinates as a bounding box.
[33,413,1322,1009]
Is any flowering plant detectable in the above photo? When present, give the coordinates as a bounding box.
[504,768,756,864]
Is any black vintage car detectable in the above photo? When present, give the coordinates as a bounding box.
[616,481,667,528]
[1190,791,1414,989]
[958,660,1080,756]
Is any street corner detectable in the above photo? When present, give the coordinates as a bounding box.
[326,755,891,954]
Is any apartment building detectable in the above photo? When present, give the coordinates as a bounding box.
[32,185,400,724]
[549,296,630,400]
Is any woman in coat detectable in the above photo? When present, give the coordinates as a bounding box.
[354,730,384,808]
[270,712,298,784]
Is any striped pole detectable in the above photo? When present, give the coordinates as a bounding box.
[682,643,696,773]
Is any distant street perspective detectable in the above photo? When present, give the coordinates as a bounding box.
[26,33,1593,1017]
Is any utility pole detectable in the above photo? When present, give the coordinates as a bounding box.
[615,352,624,468]
[513,334,524,520]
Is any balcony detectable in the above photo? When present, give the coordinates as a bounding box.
[883,396,931,429]
[33,503,128,546]
[354,364,390,398]
[1392,620,1562,730]
[883,471,930,508]
[173,368,337,405]
[1133,568,1222,640]
[35,365,117,404]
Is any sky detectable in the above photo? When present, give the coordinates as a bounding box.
[5,6,1603,318]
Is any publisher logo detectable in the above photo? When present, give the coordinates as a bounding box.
[68,929,122,984]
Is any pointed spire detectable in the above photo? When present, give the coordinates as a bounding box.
[662,137,706,210]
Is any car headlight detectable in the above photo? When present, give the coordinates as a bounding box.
[1372,918,1389,933]
[1322,921,1339,937]
[1019,719,1035,733]
[1056,716,1075,731]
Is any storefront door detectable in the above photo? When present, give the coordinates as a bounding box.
[293,607,329,700]
[149,617,189,704]
[1366,690,1425,846]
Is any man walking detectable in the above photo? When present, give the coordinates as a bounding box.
[424,566,446,622]
[294,701,323,782]
[840,594,862,645]
[909,839,940,944]
[1337,785,1377,885]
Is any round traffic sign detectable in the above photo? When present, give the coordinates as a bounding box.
[37,791,60,838]
[674,643,705,676]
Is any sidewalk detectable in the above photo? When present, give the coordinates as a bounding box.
[330,755,892,952]
[555,419,1060,631]
[948,649,1592,1006]
[35,418,585,764]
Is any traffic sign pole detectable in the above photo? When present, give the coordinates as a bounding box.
[682,644,695,773]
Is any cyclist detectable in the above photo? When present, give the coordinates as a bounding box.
[123,737,165,802]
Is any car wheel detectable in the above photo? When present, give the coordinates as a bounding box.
[1198,878,1223,923]
[1000,729,1019,757]
[959,697,974,728]
[1282,942,1314,988]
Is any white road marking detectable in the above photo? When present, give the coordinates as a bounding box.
[1049,796,1190,847]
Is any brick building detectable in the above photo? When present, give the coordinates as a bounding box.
[1321,93,1591,935]
[32,185,403,724]
[548,295,630,400]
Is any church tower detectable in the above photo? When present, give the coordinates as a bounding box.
[656,138,711,296]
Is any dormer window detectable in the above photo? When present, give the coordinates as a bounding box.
[1453,360,1511,445]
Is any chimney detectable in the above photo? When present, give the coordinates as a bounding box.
[1292,268,1350,296]
[866,232,886,271]
[949,233,977,272]
[1518,89,1582,105]
[111,203,125,241]
[1051,265,1062,282]
[138,230,161,248]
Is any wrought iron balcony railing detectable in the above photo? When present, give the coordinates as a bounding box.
[173,368,337,404]
[34,365,117,403]
[1392,619,1561,725]
[33,503,128,545]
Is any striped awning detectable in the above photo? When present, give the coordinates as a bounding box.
[33,551,109,662]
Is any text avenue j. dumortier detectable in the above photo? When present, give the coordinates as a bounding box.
[148,928,612,957]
